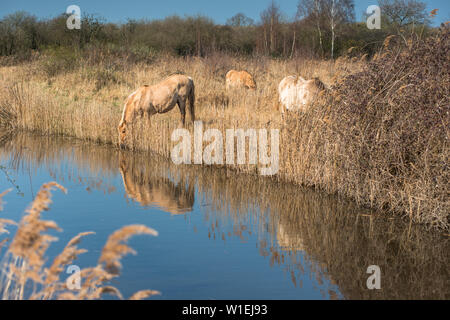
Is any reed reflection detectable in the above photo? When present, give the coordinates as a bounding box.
[0,132,448,299]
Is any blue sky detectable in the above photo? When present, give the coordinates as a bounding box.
[1,0,449,25]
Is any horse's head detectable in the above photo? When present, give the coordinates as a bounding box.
[118,121,127,148]
[244,74,257,90]
[246,80,257,90]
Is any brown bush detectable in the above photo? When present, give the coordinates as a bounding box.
[284,27,449,229]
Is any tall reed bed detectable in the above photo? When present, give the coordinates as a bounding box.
[0,28,448,230]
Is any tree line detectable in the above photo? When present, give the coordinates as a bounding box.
[0,0,435,60]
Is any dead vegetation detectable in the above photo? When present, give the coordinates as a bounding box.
[281,27,449,229]
[0,182,159,300]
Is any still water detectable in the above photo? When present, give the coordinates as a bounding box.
[0,133,448,299]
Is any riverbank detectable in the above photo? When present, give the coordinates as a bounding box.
[0,29,448,230]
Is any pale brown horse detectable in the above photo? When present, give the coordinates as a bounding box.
[225,70,256,90]
[118,74,195,147]
[278,75,327,114]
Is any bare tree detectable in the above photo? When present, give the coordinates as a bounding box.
[226,13,254,27]
[0,12,37,55]
[378,0,430,43]
[297,0,326,56]
[379,0,429,27]
[297,0,353,58]
[261,1,282,55]
[290,18,298,58]
[323,0,354,59]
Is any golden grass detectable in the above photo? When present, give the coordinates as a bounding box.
[0,53,348,143]
[0,181,159,300]
[99,225,158,275]
[0,32,447,231]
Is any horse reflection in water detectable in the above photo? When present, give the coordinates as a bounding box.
[119,153,194,214]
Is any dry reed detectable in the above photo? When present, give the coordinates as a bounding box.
[0,181,159,300]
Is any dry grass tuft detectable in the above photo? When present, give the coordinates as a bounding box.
[129,289,161,300]
[8,182,66,289]
[99,225,158,275]
[318,27,449,228]
[0,183,159,300]
[40,231,95,299]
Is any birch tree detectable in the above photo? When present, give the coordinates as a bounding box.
[298,0,353,58]
[324,0,354,59]
[297,0,326,56]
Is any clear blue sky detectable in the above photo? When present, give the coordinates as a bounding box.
[1,0,449,25]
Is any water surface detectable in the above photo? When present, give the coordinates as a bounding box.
[0,133,448,299]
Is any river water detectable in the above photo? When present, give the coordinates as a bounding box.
[0,133,448,299]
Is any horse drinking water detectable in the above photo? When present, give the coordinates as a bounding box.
[118,74,195,147]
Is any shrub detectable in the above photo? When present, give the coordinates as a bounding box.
[323,27,449,228]
[40,46,80,77]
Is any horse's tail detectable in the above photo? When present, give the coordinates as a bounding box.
[187,77,195,122]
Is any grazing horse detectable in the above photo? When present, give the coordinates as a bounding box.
[119,153,194,214]
[226,70,257,90]
[278,76,327,114]
[118,74,195,147]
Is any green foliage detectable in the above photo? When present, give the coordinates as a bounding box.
[40,46,79,77]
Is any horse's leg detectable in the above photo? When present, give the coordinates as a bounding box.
[188,86,195,123]
[280,102,286,121]
[177,99,186,127]
[188,101,195,123]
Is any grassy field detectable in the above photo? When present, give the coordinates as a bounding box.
[0,28,448,230]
